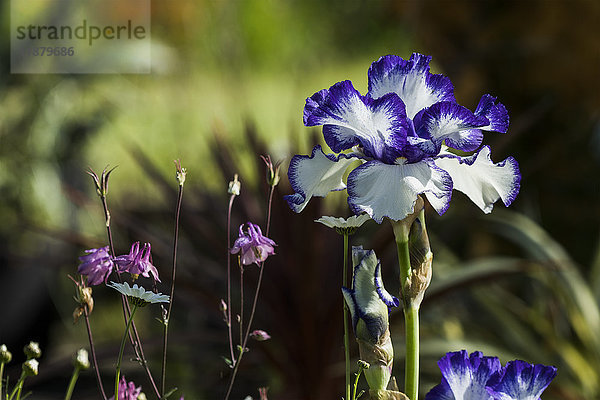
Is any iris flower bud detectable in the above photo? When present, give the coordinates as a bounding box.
[342,247,399,392]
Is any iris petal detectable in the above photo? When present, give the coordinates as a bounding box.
[475,94,509,133]
[303,80,409,163]
[368,53,455,119]
[347,159,452,223]
[416,101,489,152]
[426,350,501,400]
[285,145,357,213]
[435,146,521,213]
[486,360,557,400]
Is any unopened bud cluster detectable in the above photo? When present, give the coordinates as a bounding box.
[0,344,12,363]
[22,359,38,376]
[73,348,90,370]
[24,341,42,359]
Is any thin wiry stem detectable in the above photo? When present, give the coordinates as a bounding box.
[92,173,160,399]
[160,180,184,396]
[83,304,108,400]
[226,194,237,365]
[225,184,276,400]
[265,185,275,236]
[115,305,139,400]
[239,260,245,346]
[224,258,266,400]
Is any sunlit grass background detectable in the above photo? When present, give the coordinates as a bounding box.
[0,0,599,399]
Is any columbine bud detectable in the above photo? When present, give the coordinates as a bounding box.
[175,159,187,186]
[258,387,268,400]
[73,285,94,323]
[76,285,94,313]
[249,330,271,342]
[220,299,229,325]
[261,155,281,187]
[87,166,116,198]
[22,358,39,376]
[0,344,12,363]
[228,174,241,195]
[73,348,90,370]
[137,392,148,400]
[24,341,41,359]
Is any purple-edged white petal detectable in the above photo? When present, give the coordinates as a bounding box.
[486,360,557,400]
[425,382,455,400]
[374,263,400,308]
[426,350,502,400]
[304,80,409,162]
[435,146,521,213]
[347,159,452,223]
[415,102,490,152]
[341,286,358,332]
[284,145,357,213]
[368,53,455,119]
[475,94,509,133]
[342,246,396,341]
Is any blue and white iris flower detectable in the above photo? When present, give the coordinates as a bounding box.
[285,53,521,223]
[425,350,557,400]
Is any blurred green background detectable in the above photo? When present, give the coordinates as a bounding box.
[0,0,599,399]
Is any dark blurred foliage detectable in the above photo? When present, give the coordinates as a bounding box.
[0,0,599,399]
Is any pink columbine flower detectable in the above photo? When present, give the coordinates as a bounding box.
[109,376,141,400]
[114,242,161,282]
[78,246,114,285]
[230,223,276,266]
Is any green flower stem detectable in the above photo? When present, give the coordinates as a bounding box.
[343,233,351,400]
[64,367,80,400]
[352,363,366,400]
[115,304,139,400]
[1,361,5,399]
[396,238,419,400]
[8,371,25,400]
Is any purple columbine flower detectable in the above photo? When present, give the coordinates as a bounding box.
[425,350,557,400]
[78,246,114,286]
[230,223,276,266]
[109,376,141,400]
[114,242,161,282]
[285,53,520,223]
